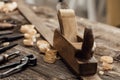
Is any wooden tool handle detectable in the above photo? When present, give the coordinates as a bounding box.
[0,56,5,64]
[58,9,77,42]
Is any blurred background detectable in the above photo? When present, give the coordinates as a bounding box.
[25,0,120,27]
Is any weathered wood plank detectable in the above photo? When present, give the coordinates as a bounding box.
[17,0,54,46]
[1,1,120,80]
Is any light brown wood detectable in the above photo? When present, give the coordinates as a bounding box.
[71,42,82,49]
[107,0,120,26]
[58,9,77,42]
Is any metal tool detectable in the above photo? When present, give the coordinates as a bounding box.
[0,51,20,64]
[0,43,17,54]
[0,34,24,44]
[0,31,13,36]
[0,54,37,78]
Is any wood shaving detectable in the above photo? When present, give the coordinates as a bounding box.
[43,49,57,63]
[23,39,34,46]
[20,25,35,33]
[20,24,38,46]
[100,56,113,63]
[102,62,114,70]
[24,33,32,39]
[35,33,40,38]
[99,71,104,75]
[37,40,50,53]
[27,29,37,35]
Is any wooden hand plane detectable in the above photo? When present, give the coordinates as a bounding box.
[53,9,97,76]
[17,0,97,77]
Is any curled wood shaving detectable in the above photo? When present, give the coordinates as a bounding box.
[102,62,114,70]
[23,39,34,46]
[0,2,17,13]
[43,49,57,63]
[100,56,113,64]
[20,24,38,46]
[37,40,50,53]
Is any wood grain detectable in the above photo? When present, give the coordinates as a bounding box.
[58,9,77,42]
[0,0,119,80]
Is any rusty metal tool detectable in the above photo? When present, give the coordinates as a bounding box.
[0,34,24,44]
[0,43,17,54]
[0,51,20,64]
[0,54,37,78]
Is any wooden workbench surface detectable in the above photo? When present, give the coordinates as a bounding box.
[0,3,120,80]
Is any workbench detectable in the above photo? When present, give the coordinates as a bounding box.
[0,1,120,80]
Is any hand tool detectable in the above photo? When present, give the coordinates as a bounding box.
[0,54,37,78]
[18,0,98,77]
[0,34,24,44]
[0,23,17,30]
[54,9,97,76]
[0,43,17,54]
[75,28,94,61]
[0,31,13,36]
[0,51,20,64]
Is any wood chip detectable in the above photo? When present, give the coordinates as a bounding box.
[102,62,114,70]
[20,24,35,33]
[43,49,57,63]
[99,71,104,75]
[23,39,34,46]
[100,56,113,63]
[37,40,50,53]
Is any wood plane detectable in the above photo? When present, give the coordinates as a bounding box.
[17,0,99,79]
[54,9,97,76]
